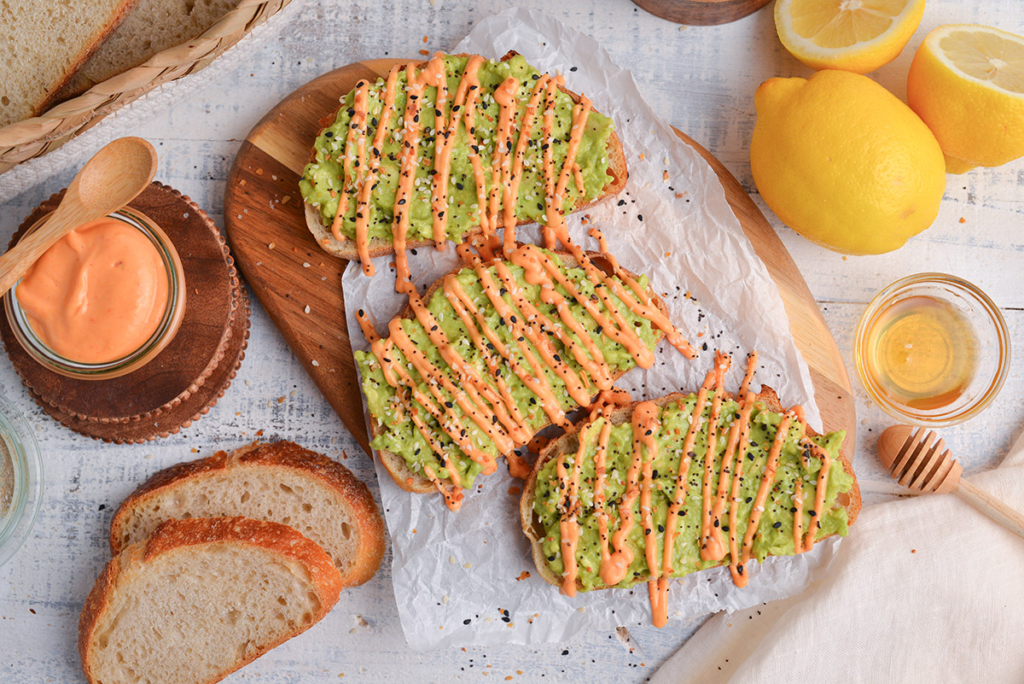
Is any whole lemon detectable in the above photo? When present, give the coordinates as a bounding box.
[907,25,1024,174]
[750,70,946,255]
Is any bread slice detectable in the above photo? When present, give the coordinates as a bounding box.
[79,517,343,684]
[303,52,628,260]
[368,248,670,499]
[109,441,385,587]
[521,387,862,593]
[49,0,241,105]
[0,0,140,126]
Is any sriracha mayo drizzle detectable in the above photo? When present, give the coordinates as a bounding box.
[548,353,842,624]
[556,422,589,597]
[699,352,731,563]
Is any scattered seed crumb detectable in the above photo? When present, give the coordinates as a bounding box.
[442,595,449,604]
[911,549,917,553]
[423,35,429,43]
[464,562,472,569]
[303,262,311,268]
[281,195,291,205]
[959,217,966,223]
[256,168,263,175]
[449,556,457,565]
[278,396,286,403]
[638,153,645,160]
[312,360,319,367]
[508,486,521,496]
[304,305,311,314]
[419,48,430,56]
[577,606,586,613]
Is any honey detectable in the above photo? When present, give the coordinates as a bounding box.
[863,295,978,411]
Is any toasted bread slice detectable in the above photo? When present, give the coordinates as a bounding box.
[366,248,669,499]
[1,0,140,125]
[109,441,385,587]
[521,387,861,593]
[79,517,343,684]
[303,52,628,260]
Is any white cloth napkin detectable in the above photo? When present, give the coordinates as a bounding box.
[652,429,1024,684]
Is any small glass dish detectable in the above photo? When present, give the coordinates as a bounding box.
[3,207,186,380]
[0,395,42,569]
[854,273,1010,426]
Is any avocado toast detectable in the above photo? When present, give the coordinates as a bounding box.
[521,377,860,626]
[300,52,627,277]
[355,243,695,510]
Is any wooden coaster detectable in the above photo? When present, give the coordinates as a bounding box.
[0,182,251,444]
[632,0,771,26]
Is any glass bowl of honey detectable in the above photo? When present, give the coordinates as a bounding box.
[854,273,1010,426]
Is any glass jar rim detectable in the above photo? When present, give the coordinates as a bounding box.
[3,208,185,377]
[0,395,43,568]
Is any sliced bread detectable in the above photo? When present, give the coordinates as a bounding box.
[302,52,628,261]
[0,0,139,126]
[51,0,242,105]
[521,387,862,594]
[79,517,343,684]
[365,248,670,501]
[109,441,385,587]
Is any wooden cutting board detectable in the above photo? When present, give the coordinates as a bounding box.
[224,58,855,457]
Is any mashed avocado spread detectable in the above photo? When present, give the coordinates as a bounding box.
[356,248,661,489]
[532,397,854,591]
[299,54,615,243]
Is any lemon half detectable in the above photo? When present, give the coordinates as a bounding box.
[775,0,926,73]
[907,24,1024,173]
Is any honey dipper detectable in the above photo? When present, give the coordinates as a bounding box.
[878,425,1024,540]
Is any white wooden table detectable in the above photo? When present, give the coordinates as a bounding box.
[2,1,1022,681]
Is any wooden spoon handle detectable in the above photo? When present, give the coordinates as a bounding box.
[0,202,84,296]
[956,479,1024,541]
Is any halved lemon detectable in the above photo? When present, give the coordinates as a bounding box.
[908,24,1024,173]
[775,0,926,73]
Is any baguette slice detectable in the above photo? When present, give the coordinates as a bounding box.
[49,0,241,106]
[368,249,669,499]
[521,387,862,593]
[109,441,385,587]
[0,0,140,126]
[79,517,343,684]
[303,52,628,260]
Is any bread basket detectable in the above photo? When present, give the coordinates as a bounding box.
[0,0,293,176]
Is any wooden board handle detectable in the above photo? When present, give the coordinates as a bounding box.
[956,479,1024,541]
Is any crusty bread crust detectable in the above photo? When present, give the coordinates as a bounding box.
[302,52,628,259]
[78,517,344,684]
[109,441,386,587]
[34,0,142,115]
[520,386,862,592]
[369,248,670,499]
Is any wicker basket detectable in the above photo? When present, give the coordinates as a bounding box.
[0,0,292,176]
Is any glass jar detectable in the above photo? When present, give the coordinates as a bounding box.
[3,207,186,380]
[0,395,42,568]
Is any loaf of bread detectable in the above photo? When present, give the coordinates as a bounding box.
[79,517,344,684]
[0,0,139,126]
[109,441,386,587]
[52,0,241,104]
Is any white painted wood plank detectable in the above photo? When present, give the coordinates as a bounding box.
[1,1,1022,681]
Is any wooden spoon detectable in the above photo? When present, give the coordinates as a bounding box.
[0,137,158,296]
[879,425,1024,540]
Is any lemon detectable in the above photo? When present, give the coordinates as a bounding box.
[775,0,926,74]
[907,24,1024,174]
[750,70,946,255]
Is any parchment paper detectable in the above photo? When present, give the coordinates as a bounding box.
[341,8,837,650]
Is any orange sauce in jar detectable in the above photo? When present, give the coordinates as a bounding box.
[15,216,169,364]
